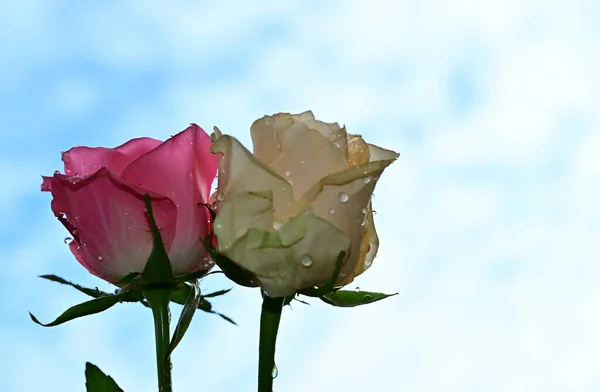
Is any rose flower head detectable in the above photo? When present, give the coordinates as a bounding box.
[41,125,218,284]
[210,111,398,297]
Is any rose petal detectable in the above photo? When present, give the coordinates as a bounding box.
[291,154,396,279]
[211,134,295,223]
[251,111,349,166]
[61,137,163,178]
[222,207,350,297]
[253,121,350,198]
[121,124,217,274]
[41,176,53,191]
[49,167,177,283]
[213,191,275,251]
[114,137,163,160]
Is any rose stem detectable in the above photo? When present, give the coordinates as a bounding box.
[257,294,285,392]
[144,288,173,392]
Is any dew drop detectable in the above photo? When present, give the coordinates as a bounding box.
[354,286,360,292]
[361,207,367,214]
[54,170,60,175]
[97,256,103,261]
[216,192,225,202]
[365,258,373,267]
[300,253,313,267]
[300,160,305,164]
[272,364,279,379]
[285,169,291,177]
[338,192,349,203]
[64,237,73,244]
[328,208,335,215]
[273,220,283,230]
[373,210,377,215]
[361,218,368,227]
[362,176,372,184]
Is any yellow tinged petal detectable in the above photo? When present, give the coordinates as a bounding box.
[210,134,295,222]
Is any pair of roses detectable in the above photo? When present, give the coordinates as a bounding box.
[39,111,398,391]
[42,111,397,297]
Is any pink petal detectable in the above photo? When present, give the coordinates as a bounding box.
[41,176,53,191]
[114,137,163,160]
[61,137,162,177]
[49,167,178,283]
[121,124,218,274]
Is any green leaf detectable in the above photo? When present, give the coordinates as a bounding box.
[319,290,397,307]
[299,251,346,297]
[141,194,174,283]
[168,280,202,356]
[85,362,124,392]
[202,237,256,288]
[30,291,127,327]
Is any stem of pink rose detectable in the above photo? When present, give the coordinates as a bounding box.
[257,295,284,392]
[144,288,173,392]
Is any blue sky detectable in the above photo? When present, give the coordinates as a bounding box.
[1,1,599,391]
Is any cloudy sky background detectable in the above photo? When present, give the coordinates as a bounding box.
[1,1,599,391]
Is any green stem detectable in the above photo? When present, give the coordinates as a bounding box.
[143,288,173,392]
[258,294,284,392]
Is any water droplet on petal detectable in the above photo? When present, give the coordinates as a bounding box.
[372,210,377,215]
[328,208,335,215]
[54,170,60,175]
[361,207,367,214]
[97,256,103,261]
[300,254,313,267]
[365,258,373,267]
[216,192,225,202]
[362,176,373,184]
[285,169,291,177]
[361,218,368,226]
[273,220,283,230]
[338,192,349,203]
[354,286,360,292]
[64,237,73,244]
[272,364,279,379]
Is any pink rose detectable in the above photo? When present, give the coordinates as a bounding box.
[41,125,218,284]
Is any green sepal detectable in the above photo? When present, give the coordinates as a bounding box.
[30,291,127,327]
[202,236,256,288]
[168,280,203,357]
[171,282,237,325]
[85,362,124,392]
[141,194,174,284]
[319,290,398,307]
[115,272,141,286]
[298,251,346,297]
[177,268,211,282]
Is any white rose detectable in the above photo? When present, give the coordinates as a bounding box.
[210,111,398,297]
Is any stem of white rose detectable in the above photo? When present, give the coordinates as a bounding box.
[144,287,173,392]
[258,294,285,392]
